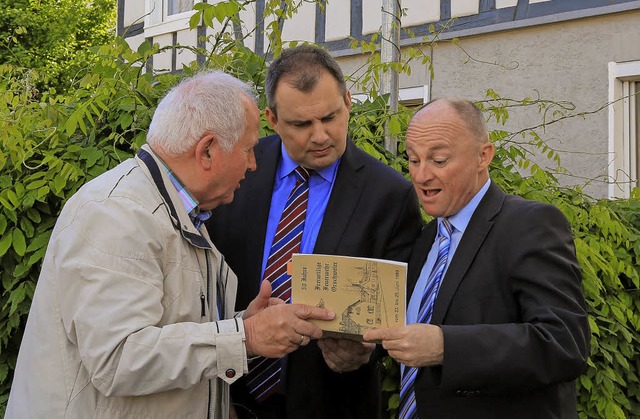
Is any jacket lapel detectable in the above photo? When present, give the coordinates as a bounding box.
[430,183,505,324]
[244,135,281,275]
[407,222,437,296]
[313,139,365,255]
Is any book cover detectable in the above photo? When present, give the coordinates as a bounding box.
[289,253,406,341]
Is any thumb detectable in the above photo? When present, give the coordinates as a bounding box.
[256,280,272,304]
[243,280,273,320]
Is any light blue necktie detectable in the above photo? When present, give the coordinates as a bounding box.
[398,218,453,419]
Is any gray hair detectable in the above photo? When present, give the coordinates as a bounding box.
[147,70,256,155]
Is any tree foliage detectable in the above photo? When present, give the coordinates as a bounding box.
[0,0,116,93]
[1,1,639,417]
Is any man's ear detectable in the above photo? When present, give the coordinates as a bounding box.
[479,142,495,169]
[195,134,215,170]
[344,91,352,112]
[265,107,278,131]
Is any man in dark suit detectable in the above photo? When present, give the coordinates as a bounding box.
[365,98,590,419]
[207,45,423,419]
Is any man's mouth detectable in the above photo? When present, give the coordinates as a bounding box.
[422,189,440,198]
[311,146,330,156]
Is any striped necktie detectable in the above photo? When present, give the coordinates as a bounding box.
[247,166,310,402]
[398,218,453,419]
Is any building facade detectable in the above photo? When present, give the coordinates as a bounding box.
[117,0,640,199]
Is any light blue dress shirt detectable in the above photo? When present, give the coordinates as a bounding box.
[406,178,492,325]
[260,143,340,278]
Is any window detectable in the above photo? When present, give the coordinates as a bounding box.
[144,0,198,38]
[351,85,430,108]
[608,61,640,198]
[168,0,194,16]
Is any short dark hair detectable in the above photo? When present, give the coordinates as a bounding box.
[265,44,347,117]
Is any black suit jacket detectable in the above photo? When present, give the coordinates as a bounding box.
[409,182,589,419]
[207,134,423,419]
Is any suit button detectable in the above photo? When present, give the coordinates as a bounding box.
[455,390,467,396]
[225,369,236,378]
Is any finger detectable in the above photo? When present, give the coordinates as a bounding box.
[317,338,338,351]
[292,304,335,321]
[361,342,376,352]
[335,338,369,353]
[362,328,386,342]
[295,321,325,340]
[256,280,272,303]
[268,297,285,306]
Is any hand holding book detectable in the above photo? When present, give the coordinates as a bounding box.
[289,254,407,341]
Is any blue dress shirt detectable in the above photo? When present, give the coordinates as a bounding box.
[260,143,340,279]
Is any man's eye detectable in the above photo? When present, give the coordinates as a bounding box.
[321,115,335,122]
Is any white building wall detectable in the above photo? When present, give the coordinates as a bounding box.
[362,0,382,35]
[451,0,479,18]
[152,33,174,73]
[238,2,258,51]
[125,34,147,55]
[280,1,316,43]
[401,0,440,27]
[496,0,518,9]
[176,29,198,69]
[123,2,146,28]
[423,11,640,198]
[325,2,351,42]
[117,0,640,197]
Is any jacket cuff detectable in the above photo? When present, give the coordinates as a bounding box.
[213,317,247,384]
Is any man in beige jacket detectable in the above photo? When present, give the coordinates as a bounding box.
[6,71,333,419]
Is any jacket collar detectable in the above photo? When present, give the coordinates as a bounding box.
[135,145,212,250]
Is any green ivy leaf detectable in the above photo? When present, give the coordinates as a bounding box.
[0,231,12,257]
[26,208,41,224]
[12,261,31,279]
[8,283,27,316]
[12,228,26,256]
[26,231,52,252]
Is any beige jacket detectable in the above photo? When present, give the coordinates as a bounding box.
[6,145,247,418]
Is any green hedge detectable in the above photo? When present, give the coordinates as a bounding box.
[1,17,639,419]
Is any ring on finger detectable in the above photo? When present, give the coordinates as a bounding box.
[299,335,305,345]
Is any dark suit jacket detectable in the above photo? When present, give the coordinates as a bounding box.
[409,182,589,419]
[207,134,423,419]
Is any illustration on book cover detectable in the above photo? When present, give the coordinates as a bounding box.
[290,254,406,338]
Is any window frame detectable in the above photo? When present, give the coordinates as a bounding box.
[351,85,430,108]
[144,0,199,38]
[608,60,640,198]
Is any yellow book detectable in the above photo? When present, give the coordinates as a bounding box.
[289,253,406,341]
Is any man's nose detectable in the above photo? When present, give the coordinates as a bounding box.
[310,122,327,143]
[412,163,433,184]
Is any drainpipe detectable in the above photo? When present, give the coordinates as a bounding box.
[380,0,400,155]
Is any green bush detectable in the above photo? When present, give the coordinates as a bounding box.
[0,0,116,94]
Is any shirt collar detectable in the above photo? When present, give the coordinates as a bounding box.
[158,159,211,229]
[278,142,340,183]
[445,178,492,234]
